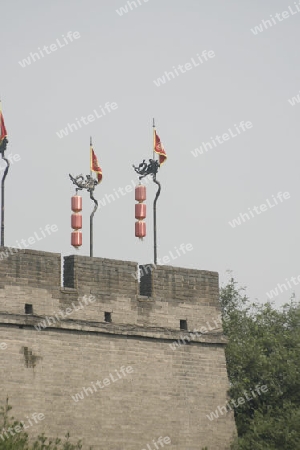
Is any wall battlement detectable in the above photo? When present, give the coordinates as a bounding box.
[64,254,138,296]
[0,248,222,338]
[0,248,219,302]
[140,263,219,303]
[0,248,61,289]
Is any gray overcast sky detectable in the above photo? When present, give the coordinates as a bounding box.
[1,0,299,306]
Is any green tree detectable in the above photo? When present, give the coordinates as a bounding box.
[220,278,300,449]
[0,397,84,450]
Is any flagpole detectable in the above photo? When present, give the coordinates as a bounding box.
[153,177,160,266]
[152,118,159,265]
[90,136,93,257]
[0,101,9,247]
[1,153,9,247]
[90,136,92,177]
[153,118,155,160]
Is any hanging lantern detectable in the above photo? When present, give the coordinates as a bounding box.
[71,195,82,212]
[71,213,82,230]
[135,184,146,239]
[71,195,82,248]
[135,221,146,238]
[71,230,82,248]
[135,185,146,202]
[135,203,146,220]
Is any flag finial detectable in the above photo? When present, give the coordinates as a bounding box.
[90,136,92,146]
[153,118,155,128]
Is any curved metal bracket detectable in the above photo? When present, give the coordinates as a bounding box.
[132,159,160,180]
[69,173,99,257]
[132,157,162,264]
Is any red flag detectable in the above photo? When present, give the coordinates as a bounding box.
[0,103,7,147]
[90,146,102,183]
[154,131,167,165]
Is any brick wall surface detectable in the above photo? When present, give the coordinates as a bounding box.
[0,249,236,449]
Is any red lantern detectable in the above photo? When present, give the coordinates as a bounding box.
[71,195,83,248]
[135,221,146,238]
[71,195,82,213]
[71,230,82,248]
[135,184,146,239]
[135,203,146,220]
[71,213,82,230]
[135,185,146,202]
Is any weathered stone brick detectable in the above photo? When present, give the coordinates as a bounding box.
[0,249,236,449]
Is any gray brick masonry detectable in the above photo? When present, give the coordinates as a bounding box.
[0,249,236,449]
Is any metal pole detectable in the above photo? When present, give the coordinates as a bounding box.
[152,118,160,264]
[90,192,98,258]
[1,152,9,247]
[90,214,93,257]
[153,178,161,265]
[153,118,155,160]
[133,120,162,263]
[90,137,93,257]
[90,136,93,177]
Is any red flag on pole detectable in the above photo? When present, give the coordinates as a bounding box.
[0,102,7,147]
[154,131,167,165]
[90,146,102,184]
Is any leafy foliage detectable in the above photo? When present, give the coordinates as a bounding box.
[0,398,84,450]
[220,278,300,449]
